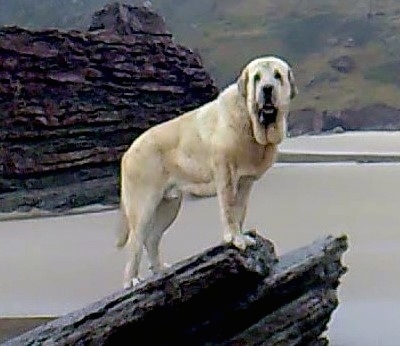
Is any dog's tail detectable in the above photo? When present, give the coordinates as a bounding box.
[116,161,131,249]
[115,203,130,249]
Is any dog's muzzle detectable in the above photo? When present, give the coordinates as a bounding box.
[258,84,278,127]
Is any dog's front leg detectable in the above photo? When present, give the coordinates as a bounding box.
[236,178,254,229]
[215,164,254,250]
[236,178,257,246]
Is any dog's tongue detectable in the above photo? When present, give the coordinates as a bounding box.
[263,109,274,115]
[259,105,277,127]
[263,104,275,113]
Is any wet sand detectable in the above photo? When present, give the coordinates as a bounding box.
[0,318,54,343]
[1,132,400,344]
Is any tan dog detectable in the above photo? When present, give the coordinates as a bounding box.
[117,56,297,288]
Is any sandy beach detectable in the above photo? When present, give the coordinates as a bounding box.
[1,131,400,345]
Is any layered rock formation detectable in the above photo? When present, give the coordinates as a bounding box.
[288,104,400,136]
[0,3,218,213]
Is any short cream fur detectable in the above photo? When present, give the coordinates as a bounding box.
[117,56,297,288]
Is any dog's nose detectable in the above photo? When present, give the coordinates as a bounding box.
[262,85,274,102]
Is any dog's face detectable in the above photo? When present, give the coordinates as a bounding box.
[238,56,297,145]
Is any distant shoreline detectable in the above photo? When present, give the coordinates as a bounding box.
[0,204,117,222]
[2,151,400,222]
[278,151,400,163]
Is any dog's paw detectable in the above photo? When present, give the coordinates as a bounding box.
[150,262,171,274]
[123,277,141,289]
[231,234,257,250]
[232,235,247,250]
[230,234,249,250]
[223,231,234,243]
[162,262,171,269]
[243,234,257,246]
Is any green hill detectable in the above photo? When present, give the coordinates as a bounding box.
[2,0,400,112]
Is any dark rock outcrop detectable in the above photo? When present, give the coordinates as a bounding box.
[0,3,218,213]
[329,55,356,73]
[288,104,400,136]
[88,2,169,36]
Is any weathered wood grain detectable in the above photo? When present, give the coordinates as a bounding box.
[3,232,348,346]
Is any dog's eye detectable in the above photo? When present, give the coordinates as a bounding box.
[274,71,282,81]
[254,73,261,82]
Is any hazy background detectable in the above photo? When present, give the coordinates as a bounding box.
[2,0,400,112]
[1,1,400,344]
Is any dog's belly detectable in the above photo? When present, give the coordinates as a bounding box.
[172,150,213,183]
[165,152,216,198]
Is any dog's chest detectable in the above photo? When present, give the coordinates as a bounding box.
[238,143,277,178]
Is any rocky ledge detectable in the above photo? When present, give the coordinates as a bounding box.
[0,2,218,213]
[289,104,400,136]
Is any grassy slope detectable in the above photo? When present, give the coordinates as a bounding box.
[151,0,400,112]
[2,0,400,111]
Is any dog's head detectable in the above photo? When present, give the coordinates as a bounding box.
[237,56,298,145]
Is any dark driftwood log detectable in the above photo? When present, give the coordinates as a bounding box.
[3,232,348,346]
[225,288,336,346]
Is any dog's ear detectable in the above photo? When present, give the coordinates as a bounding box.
[288,68,298,100]
[237,67,248,99]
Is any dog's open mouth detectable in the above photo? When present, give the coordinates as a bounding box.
[258,104,278,127]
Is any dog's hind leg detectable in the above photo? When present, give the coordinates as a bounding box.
[144,194,182,274]
[122,190,163,289]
